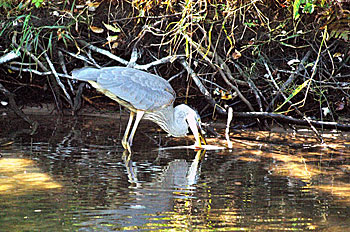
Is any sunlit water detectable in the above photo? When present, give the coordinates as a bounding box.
[1,114,350,231]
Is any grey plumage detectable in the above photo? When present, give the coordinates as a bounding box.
[72,67,175,111]
[71,66,205,151]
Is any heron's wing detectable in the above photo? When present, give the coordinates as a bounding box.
[95,67,176,111]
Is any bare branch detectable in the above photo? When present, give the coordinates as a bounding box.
[78,40,129,66]
[40,44,73,108]
[0,50,21,64]
[263,60,323,143]
[58,48,99,67]
[180,59,226,114]
[7,65,71,79]
[233,111,350,131]
[136,55,184,70]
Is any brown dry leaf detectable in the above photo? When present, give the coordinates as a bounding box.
[90,25,104,34]
[87,1,101,8]
[57,28,64,40]
[112,42,119,49]
[232,49,241,59]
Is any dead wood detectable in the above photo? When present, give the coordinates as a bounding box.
[233,111,350,131]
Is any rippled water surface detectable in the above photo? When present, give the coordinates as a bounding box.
[1,114,350,231]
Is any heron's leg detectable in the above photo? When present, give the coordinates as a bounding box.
[122,111,135,151]
[127,110,145,148]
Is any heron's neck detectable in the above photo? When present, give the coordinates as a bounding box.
[144,106,188,137]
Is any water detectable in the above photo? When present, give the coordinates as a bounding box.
[1,114,350,231]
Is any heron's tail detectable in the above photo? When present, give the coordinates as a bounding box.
[71,67,101,81]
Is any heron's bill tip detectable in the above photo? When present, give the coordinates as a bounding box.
[187,112,206,147]
[194,131,206,148]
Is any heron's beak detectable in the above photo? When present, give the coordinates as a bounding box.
[188,116,206,148]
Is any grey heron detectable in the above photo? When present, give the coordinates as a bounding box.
[71,66,206,152]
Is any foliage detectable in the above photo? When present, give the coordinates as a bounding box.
[0,0,349,125]
[31,0,44,8]
[0,0,12,10]
[292,0,350,41]
[0,0,44,13]
[293,0,316,20]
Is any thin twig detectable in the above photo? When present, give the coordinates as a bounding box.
[6,65,71,78]
[0,50,21,64]
[58,50,75,94]
[180,59,226,114]
[58,48,99,67]
[78,40,129,66]
[40,44,73,108]
[263,60,324,143]
[136,55,183,70]
[233,111,350,131]
[85,49,102,68]
[214,56,256,112]
[229,59,266,111]
[168,69,186,82]
[11,32,62,112]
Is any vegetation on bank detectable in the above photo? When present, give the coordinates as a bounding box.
[0,0,349,136]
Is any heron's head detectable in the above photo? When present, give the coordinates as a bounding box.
[175,104,206,147]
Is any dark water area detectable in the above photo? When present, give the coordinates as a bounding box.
[1,114,350,231]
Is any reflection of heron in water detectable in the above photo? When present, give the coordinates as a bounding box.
[77,150,205,230]
[71,67,206,152]
[123,150,205,187]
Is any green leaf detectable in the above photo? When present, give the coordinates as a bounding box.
[293,0,302,20]
[103,22,121,33]
[107,35,119,43]
[303,2,315,14]
[32,0,44,8]
[274,79,311,113]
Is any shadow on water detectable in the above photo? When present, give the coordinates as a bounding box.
[1,114,350,231]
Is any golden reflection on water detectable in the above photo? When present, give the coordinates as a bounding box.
[0,158,62,194]
[317,183,350,198]
[219,130,350,207]
[270,162,323,181]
